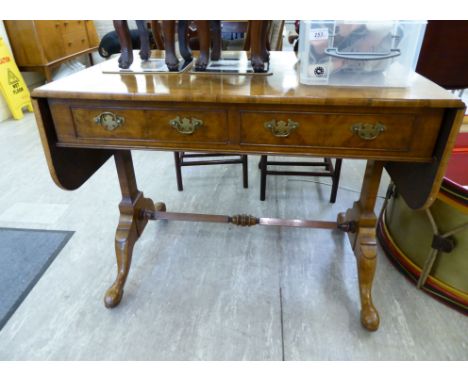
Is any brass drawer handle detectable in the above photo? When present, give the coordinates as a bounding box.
[170,116,203,135]
[94,112,125,131]
[264,119,299,137]
[351,122,386,140]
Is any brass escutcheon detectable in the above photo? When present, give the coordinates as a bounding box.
[264,119,299,137]
[170,116,203,135]
[351,122,386,140]
[94,112,125,131]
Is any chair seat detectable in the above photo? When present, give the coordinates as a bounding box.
[173,152,248,191]
[259,156,343,203]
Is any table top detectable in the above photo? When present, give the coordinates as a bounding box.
[32,51,465,109]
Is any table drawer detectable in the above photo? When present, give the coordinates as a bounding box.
[61,20,87,35]
[69,106,229,144]
[240,110,439,156]
[63,32,89,55]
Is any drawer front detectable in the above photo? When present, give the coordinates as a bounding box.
[69,106,229,144]
[61,21,89,54]
[63,33,89,55]
[36,21,67,62]
[240,110,433,154]
[61,21,87,36]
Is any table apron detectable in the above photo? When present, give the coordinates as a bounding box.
[48,100,445,163]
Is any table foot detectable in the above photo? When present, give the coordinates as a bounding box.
[104,284,124,308]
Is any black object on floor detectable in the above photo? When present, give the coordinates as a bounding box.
[0,227,74,330]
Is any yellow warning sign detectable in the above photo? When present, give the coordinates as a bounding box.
[0,37,33,119]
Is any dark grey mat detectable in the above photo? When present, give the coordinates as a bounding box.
[0,227,74,330]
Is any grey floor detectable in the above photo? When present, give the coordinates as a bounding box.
[0,113,467,360]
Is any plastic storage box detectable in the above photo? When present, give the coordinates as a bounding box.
[298,20,427,87]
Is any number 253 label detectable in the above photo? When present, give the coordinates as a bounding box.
[310,28,329,40]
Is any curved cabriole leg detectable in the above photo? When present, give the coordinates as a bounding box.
[210,20,222,61]
[104,151,155,308]
[355,228,379,331]
[195,20,210,71]
[150,20,165,50]
[104,212,139,308]
[113,20,133,69]
[178,20,193,63]
[260,20,270,64]
[136,20,150,61]
[339,160,383,331]
[250,20,266,73]
[162,20,179,71]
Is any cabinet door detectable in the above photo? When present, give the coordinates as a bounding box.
[4,20,43,66]
[35,20,66,62]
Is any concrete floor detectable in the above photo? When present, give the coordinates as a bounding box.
[0,113,467,360]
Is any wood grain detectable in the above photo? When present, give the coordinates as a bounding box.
[32,51,465,109]
[31,50,466,331]
[4,20,98,81]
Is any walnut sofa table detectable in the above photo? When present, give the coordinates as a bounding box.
[32,51,465,331]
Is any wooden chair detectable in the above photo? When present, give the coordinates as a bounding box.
[259,156,343,203]
[174,152,248,191]
[259,21,342,204]
[173,21,285,192]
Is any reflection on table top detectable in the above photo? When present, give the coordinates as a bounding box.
[32,51,464,109]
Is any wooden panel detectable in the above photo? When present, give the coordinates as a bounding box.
[240,109,443,159]
[4,20,43,66]
[386,107,466,209]
[46,100,445,162]
[63,32,89,56]
[61,21,90,55]
[35,21,66,62]
[32,51,466,210]
[416,21,468,89]
[61,20,87,36]
[84,21,99,47]
[69,105,230,145]
[32,98,113,191]
[4,20,97,74]
[32,51,465,109]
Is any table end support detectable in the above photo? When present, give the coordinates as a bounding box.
[339,160,383,331]
[104,192,156,309]
[104,151,162,309]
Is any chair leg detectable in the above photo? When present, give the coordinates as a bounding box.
[260,155,267,201]
[242,155,248,188]
[329,158,343,203]
[174,152,183,191]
